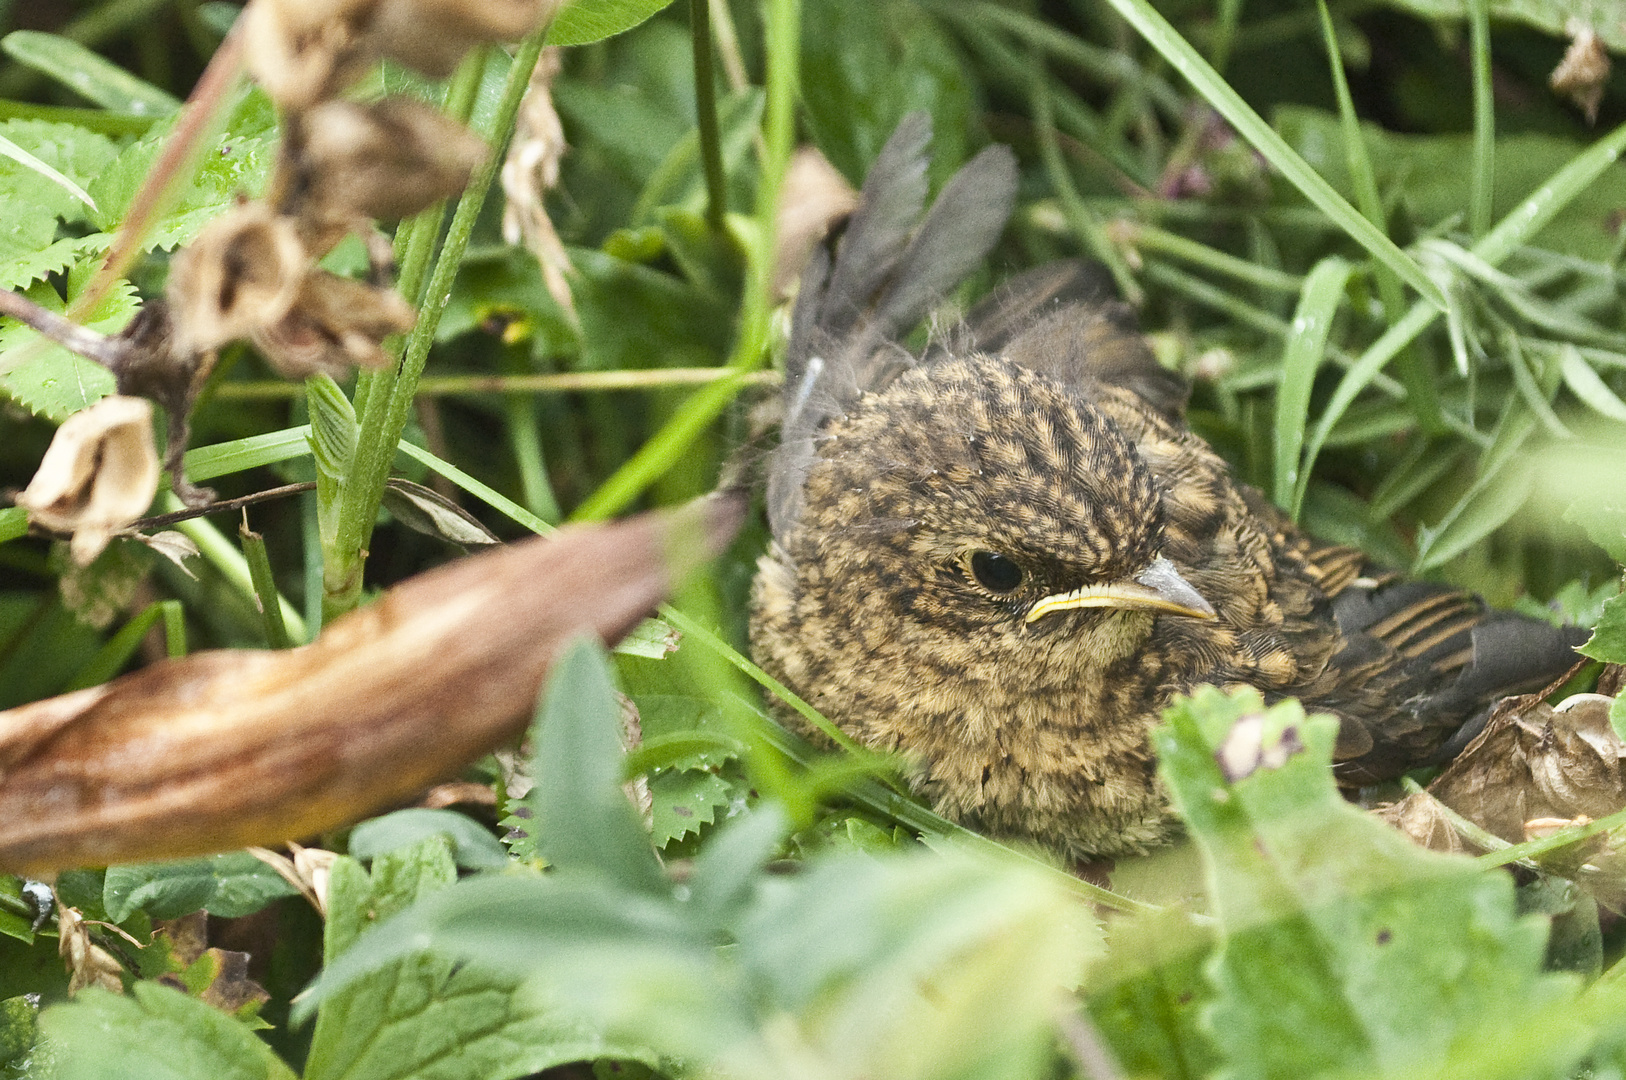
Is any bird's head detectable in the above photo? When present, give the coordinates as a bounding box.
[789,355,1215,683]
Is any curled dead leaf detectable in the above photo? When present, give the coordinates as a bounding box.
[500,47,576,323]
[1424,692,1626,843]
[0,494,743,875]
[16,396,160,566]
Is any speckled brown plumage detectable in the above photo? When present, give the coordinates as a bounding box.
[751,115,1585,861]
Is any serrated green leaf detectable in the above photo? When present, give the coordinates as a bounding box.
[103,852,301,923]
[39,983,296,1080]
[306,838,648,1080]
[86,129,271,247]
[1581,593,1626,664]
[529,639,665,893]
[0,131,94,212]
[0,119,116,222]
[1,32,180,116]
[349,808,509,870]
[650,767,737,846]
[0,234,101,292]
[1155,687,1577,1080]
[549,0,679,47]
[0,275,127,420]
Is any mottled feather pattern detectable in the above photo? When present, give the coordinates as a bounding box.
[752,114,1585,860]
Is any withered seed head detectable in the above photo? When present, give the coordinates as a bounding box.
[166,202,308,358]
[250,271,416,378]
[281,98,490,251]
[16,395,160,565]
[368,0,561,77]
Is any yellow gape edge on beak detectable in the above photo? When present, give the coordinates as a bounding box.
[1025,556,1218,624]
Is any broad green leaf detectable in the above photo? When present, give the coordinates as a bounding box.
[103,852,300,923]
[39,983,296,1080]
[529,638,666,893]
[1,32,180,116]
[86,127,272,249]
[1565,502,1626,563]
[1155,687,1576,1080]
[1369,0,1626,51]
[0,119,117,225]
[349,809,510,871]
[800,0,974,190]
[1581,593,1626,664]
[303,843,672,1080]
[549,0,679,47]
[1086,909,1220,1080]
[611,618,682,659]
[300,842,1094,1080]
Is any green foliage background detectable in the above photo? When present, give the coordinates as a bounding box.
[0,0,1624,1076]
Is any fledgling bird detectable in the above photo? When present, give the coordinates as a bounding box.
[750,113,1586,861]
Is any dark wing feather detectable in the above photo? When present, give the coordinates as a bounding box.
[768,113,1018,540]
[961,260,1190,422]
[1312,549,1587,784]
[1239,493,1585,783]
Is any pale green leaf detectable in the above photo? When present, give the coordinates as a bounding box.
[1155,687,1577,1080]
[39,983,296,1080]
[549,0,679,47]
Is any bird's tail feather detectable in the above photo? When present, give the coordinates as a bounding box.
[769,112,1018,539]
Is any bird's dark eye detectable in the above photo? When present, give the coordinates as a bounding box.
[969,551,1024,593]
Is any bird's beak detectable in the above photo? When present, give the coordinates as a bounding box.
[1024,556,1217,624]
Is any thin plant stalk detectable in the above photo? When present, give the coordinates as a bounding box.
[329,34,550,617]
[1296,118,1626,497]
[568,0,800,523]
[1031,65,1143,304]
[692,0,728,232]
[1468,0,1495,238]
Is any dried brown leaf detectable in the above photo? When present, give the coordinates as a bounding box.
[249,271,415,378]
[58,906,124,995]
[0,495,743,875]
[167,203,308,358]
[1373,791,1471,855]
[1426,692,1626,844]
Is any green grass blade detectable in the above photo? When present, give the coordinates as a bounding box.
[1101,0,1445,309]
[1297,118,1626,491]
[1279,256,1351,517]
